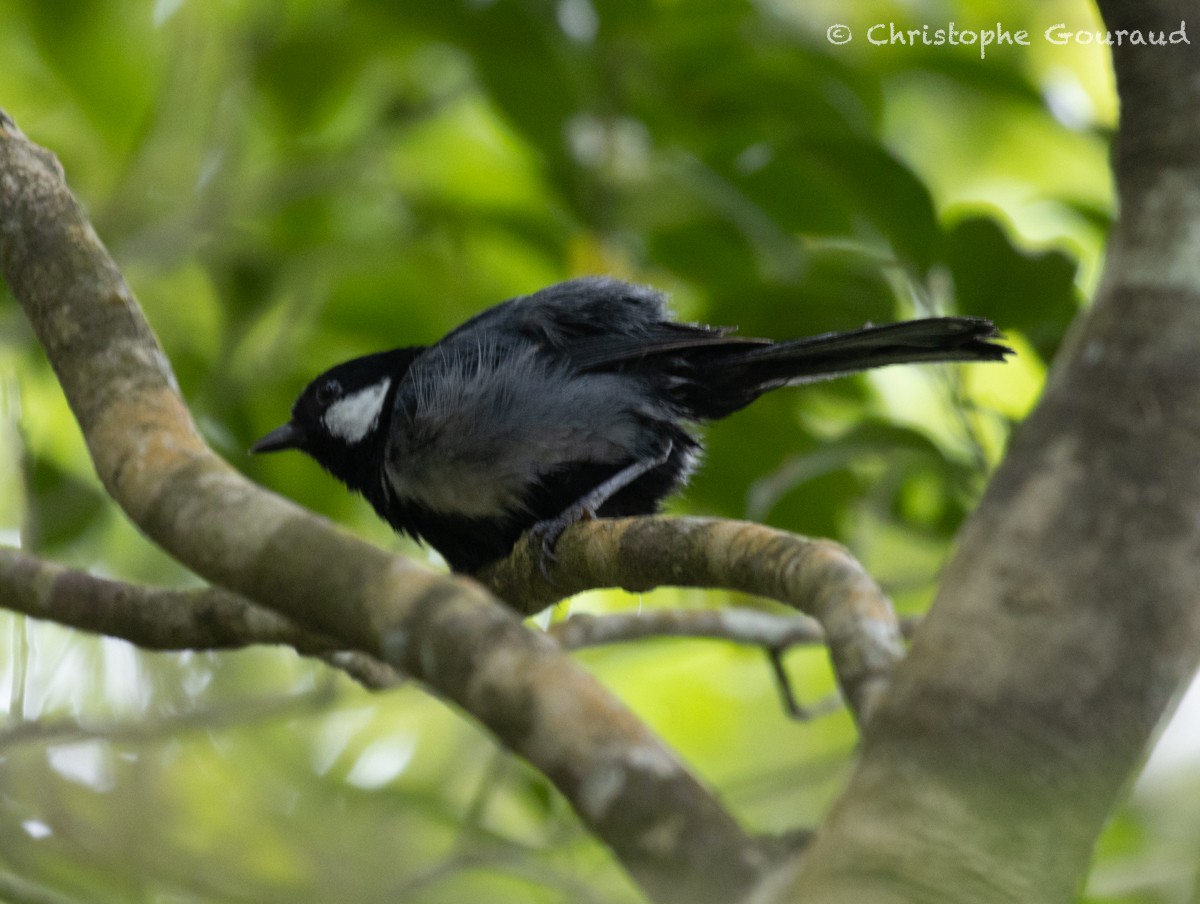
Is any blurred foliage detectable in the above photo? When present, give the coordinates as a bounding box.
[0,0,1169,901]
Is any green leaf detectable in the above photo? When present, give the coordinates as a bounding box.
[942,215,1079,359]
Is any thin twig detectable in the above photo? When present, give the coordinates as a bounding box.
[0,872,89,904]
[0,682,339,751]
[548,607,823,649]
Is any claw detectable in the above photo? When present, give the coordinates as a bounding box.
[529,504,597,580]
[524,441,673,582]
[528,518,564,580]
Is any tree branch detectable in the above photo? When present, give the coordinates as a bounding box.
[0,545,403,689]
[547,607,823,650]
[0,684,339,751]
[0,109,769,904]
[489,517,903,723]
[0,543,834,707]
[0,546,331,651]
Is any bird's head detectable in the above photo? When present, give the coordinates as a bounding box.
[252,348,420,493]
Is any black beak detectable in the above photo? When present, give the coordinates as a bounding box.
[251,422,305,454]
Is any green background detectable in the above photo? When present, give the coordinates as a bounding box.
[0,1,1164,902]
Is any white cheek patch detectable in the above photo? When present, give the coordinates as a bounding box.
[322,379,392,444]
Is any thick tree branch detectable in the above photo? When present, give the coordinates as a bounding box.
[0,545,403,689]
[490,516,903,723]
[0,110,768,904]
[0,545,332,651]
[786,3,1200,901]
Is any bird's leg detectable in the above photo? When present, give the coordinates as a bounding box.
[529,440,674,577]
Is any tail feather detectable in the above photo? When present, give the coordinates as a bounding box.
[684,317,1012,419]
[747,316,1010,369]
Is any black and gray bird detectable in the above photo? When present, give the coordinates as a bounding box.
[252,277,1011,572]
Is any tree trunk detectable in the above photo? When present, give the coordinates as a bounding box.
[785,2,1200,900]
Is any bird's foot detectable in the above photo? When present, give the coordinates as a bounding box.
[528,504,598,580]
[526,442,674,581]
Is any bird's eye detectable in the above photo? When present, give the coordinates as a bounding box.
[315,378,342,406]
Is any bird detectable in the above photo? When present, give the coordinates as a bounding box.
[252,276,1011,573]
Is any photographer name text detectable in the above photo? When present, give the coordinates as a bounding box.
[825,21,1190,59]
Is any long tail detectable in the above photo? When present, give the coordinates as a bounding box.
[688,317,1012,419]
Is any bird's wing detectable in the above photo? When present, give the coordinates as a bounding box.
[562,321,769,372]
[434,276,771,372]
